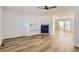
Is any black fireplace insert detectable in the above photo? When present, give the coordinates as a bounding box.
[41,25,49,33]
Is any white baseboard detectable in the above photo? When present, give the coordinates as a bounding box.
[26,33,41,36]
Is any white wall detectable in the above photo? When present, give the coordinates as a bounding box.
[0,7,3,45]
[3,8,52,39]
[74,7,79,47]
[24,14,41,36]
[3,9,26,39]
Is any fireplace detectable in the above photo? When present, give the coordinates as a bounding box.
[41,25,49,33]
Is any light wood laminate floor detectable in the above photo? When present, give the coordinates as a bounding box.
[0,31,78,52]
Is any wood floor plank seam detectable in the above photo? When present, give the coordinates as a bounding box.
[0,32,77,52]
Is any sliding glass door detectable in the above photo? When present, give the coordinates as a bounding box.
[65,21,71,32]
[55,20,71,32]
[58,21,65,31]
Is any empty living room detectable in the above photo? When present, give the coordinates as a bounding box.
[0,6,79,52]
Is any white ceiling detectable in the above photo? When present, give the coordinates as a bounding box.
[3,6,74,17]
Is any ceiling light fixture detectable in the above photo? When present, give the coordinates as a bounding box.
[38,6,56,13]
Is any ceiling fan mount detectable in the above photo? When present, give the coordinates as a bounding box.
[38,6,56,10]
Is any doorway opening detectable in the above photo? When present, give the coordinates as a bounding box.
[55,20,71,32]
